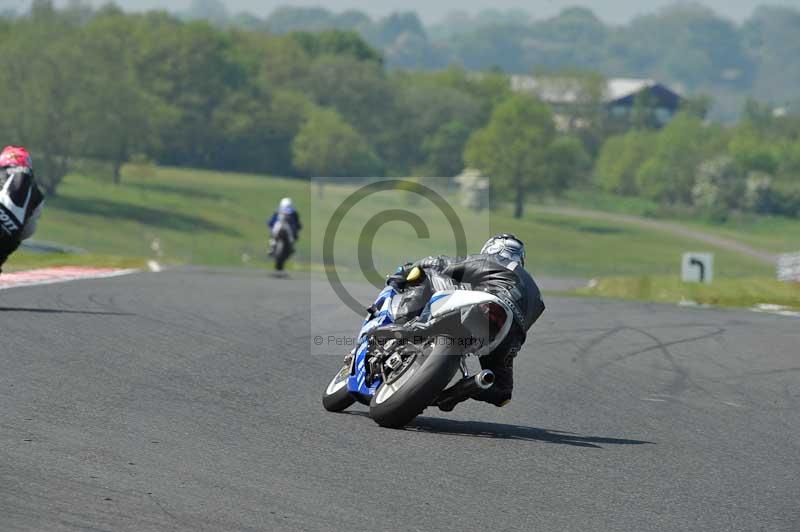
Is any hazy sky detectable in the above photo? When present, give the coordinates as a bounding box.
[36,0,800,23]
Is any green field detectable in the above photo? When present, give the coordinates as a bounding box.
[575,275,800,311]
[27,168,310,266]
[4,166,790,285]
[548,188,800,255]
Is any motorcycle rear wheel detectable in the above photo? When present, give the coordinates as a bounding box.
[369,338,461,428]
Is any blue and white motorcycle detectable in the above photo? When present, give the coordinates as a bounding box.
[322,267,514,428]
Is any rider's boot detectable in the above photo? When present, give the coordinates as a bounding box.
[472,354,514,408]
[438,349,515,412]
[437,393,470,412]
[436,369,495,412]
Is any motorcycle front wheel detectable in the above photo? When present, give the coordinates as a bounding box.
[322,363,356,412]
[369,338,461,428]
[274,239,288,271]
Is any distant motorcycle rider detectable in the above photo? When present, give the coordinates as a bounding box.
[0,146,44,273]
[387,234,545,411]
[267,197,302,255]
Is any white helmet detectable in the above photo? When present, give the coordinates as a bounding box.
[279,197,293,211]
[481,233,525,266]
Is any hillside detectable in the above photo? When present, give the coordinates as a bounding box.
[7,166,785,280]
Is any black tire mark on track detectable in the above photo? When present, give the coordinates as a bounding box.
[624,326,699,396]
[595,328,726,372]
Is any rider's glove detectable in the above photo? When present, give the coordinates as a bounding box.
[387,263,410,290]
[386,262,424,291]
[386,273,408,291]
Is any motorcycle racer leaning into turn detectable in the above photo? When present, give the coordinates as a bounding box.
[0,146,44,274]
[386,233,545,412]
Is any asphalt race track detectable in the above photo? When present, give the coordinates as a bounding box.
[1,269,798,531]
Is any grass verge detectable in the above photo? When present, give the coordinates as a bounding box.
[0,166,784,278]
[545,187,800,254]
[574,275,800,310]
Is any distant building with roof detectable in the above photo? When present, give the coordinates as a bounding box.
[510,75,684,130]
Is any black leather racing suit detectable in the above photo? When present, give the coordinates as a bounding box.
[0,166,44,272]
[412,253,545,406]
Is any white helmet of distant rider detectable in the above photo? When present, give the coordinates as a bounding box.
[279,197,293,212]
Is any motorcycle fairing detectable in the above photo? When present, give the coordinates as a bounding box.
[423,289,513,356]
[344,283,514,400]
[347,285,397,397]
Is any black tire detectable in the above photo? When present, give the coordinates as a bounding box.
[274,239,286,271]
[322,366,356,412]
[369,339,462,428]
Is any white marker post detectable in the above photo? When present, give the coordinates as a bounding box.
[682,253,713,284]
[777,252,800,282]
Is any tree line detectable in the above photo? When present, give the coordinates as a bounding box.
[596,102,800,220]
[185,3,800,122]
[1,2,798,221]
[0,1,587,204]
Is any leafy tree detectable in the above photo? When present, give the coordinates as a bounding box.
[210,87,275,172]
[525,8,609,70]
[383,30,444,70]
[743,7,800,103]
[421,121,471,177]
[335,10,371,31]
[692,156,746,219]
[257,90,315,176]
[397,81,481,155]
[751,180,800,217]
[229,12,263,32]
[212,3,800,122]
[541,135,591,194]
[740,98,775,131]
[413,67,511,124]
[369,12,426,48]
[265,6,335,34]
[780,139,800,179]
[132,18,245,169]
[464,95,556,218]
[0,7,86,195]
[232,31,311,90]
[616,5,754,90]
[80,12,164,182]
[448,22,530,73]
[290,30,382,64]
[594,131,655,195]
[681,94,713,120]
[635,114,717,203]
[728,125,780,175]
[292,107,381,177]
[303,55,401,170]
